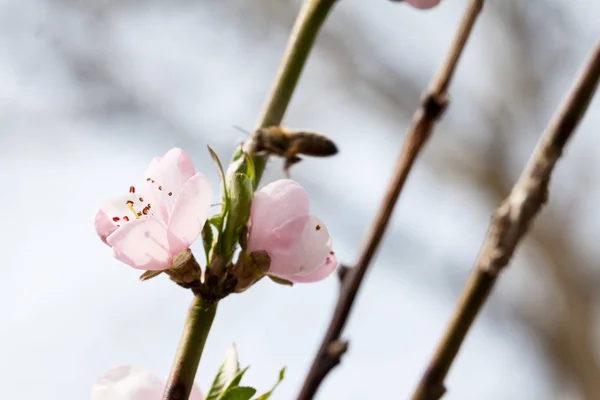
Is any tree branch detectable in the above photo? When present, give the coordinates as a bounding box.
[410,40,600,400]
[296,2,485,399]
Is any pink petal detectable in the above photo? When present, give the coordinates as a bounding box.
[247,179,309,251]
[91,365,203,400]
[154,148,196,195]
[403,0,441,9]
[107,218,172,270]
[141,148,198,222]
[262,215,331,277]
[91,365,165,400]
[167,173,213,255]
[95,209,119,245]
[286,251,337,283]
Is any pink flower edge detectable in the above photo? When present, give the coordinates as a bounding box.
[91,365,203,400]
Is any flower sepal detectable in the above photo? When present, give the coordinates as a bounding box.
[227,250,270,293]
[267,275,294,287]
[138,249,202,289]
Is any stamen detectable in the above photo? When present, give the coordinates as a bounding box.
[315,225,321,231]
[112,217,120,222]
[139,197,144,202]
[127,202,140,219]
[146,178,151,181]
[123,216,130,222]
[168,192,172,196]
[129,186,135,194]
[158,186,162,190]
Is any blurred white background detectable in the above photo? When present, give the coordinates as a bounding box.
[1,1,600,399]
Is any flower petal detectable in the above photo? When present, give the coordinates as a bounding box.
[95,209,119,245]
[107,218,172,270]
[262,215,331,277]
[141,149,198,223]
[91,365,165,400]
[403,0,441,9]
[286,251,337,283]
[247,179,310,251]
[167,173,213,255]
[91,365,204,400]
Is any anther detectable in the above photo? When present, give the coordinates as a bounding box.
[168,192,172,196]
[158,186,162,190]
[316,225,321,231]
[129,186,135,193]
[123,216,130,222]
[112,217,120,222]
[139,197,144,202]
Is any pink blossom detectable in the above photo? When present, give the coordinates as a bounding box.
[246,179,337,283]
[91,365,203,400]
[95,148,213,271]
[403,0,441,9]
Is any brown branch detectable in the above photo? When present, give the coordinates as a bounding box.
[410,40,600,400]
[295,2,485,399]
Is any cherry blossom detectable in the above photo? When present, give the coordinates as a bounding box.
[95,148,212,271]
[403,0,441,9]
[246,179,337,283]
[91,365,203,400]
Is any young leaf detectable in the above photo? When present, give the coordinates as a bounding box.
[201,222,215,265]
[205,344,240,400]
[255,367,286,400]
[222,173,253,257]
[219,387,256,400]
[207,145,230,214]
[219,366,249,396]
[243,152,255,187]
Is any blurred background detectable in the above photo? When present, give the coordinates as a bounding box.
[2,0,599,399]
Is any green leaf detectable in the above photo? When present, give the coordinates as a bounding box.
[219,387,256,400]
[205,344,240,400]
[207,145,230,215]
[209,213,224,233]
[255,367,286,400]
[243,152,255,187]
[220,366,249,394]
[222,173,253,257]
[201,222,215,265]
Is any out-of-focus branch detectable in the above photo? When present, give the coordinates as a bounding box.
[243,0,339,186]
[296,2,485,399]
[410,40,600,400]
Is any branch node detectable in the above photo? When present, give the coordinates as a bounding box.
[422,92,449,121]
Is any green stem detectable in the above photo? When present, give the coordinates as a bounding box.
[250,0,339,186]
[162,296,217,400]
[161,2,337,398]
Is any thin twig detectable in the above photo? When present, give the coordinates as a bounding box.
[410,40,600,400]
[296,2,485,399]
